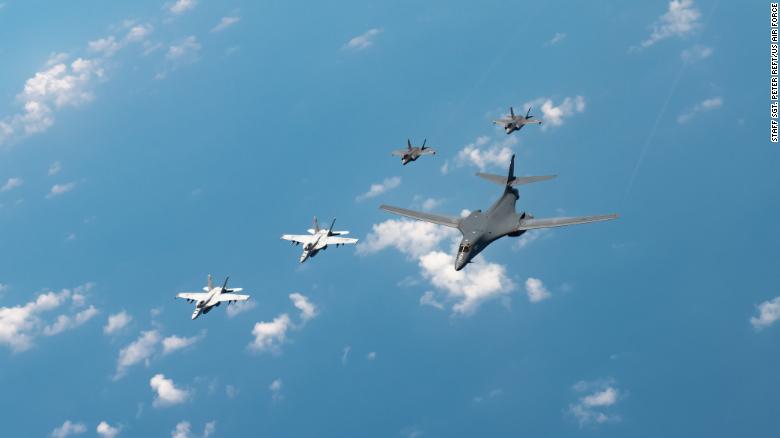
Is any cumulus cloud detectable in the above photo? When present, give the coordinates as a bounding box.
[358,218,457,259]
[545,32,567,46]
[162,332,204,355]
[103,311,132,335]
[46,182,76,198]
[96,421,121,438]
[114,330,160,379]
[48,161,62,176]
[343,28,382,51]
[360,218,515,314]
[677,97,722,124]
[1,177,23,192]
[43,305,98,335]
[525,277,551,303]
[513,229,548,251]
[269,378,283,401]
[523,96,586,129]
[366,351,377,360]
[225,300,256,318]
[637,0,701,49]
[289,293,318,322]
[751,296,780,330]
[50,420,87,438]
[169,0,196,15]
[150,373,190,407]
[166,36,201,61]
[681,44,712,63]
[568,379,622,427]
[170,420,214,438]
[0,55,104,146]
[211,16,240,33]
[248,313,291,353]
[0,285,95,352]
[448,135,515,172]
[356,176,401,201]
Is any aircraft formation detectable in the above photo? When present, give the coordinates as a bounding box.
[176,106,618,318]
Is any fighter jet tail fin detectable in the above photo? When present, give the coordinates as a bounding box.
[407,139,412,150]
[510,107,515,117]
[327,218,337,236]
[313,216,320,233]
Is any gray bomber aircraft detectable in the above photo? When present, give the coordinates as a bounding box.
[494,107,542,134]
[391,139,436,165]
[176,275,250,320]
[380,155,617,271]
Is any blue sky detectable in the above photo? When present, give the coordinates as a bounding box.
[0,0,775,437]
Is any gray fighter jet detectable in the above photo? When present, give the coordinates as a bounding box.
[494,107,542,134]
[380,155,617,271]
[391,139,436,165]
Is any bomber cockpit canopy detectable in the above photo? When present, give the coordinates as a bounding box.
[458,243,471,253]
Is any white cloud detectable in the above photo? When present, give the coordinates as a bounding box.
[568,379,622,427]
[419,290,444,309]
[103,311,132,335]
[46,182,76,198]
[546,32,567,46]
[125,24,153,43]
[681,44,712,63]
[366,351,377,360]
[360,218,515,314]
[1,177,22,192]
[343,28,382,51]
[225,300,256,318]
[513,229,548,250]
[269,378,283,401]
[525,278,551,303]
[150,373,190,407]
[289,292,318,322]
[474,388,503,403]
[421,197,443,211]
[677,97,722,124]
[48,161,62,175]
[162,332,204,355]
[638,0,701,49]
[169,0,196,15]
[171,422,191,438]
[0,286,93,352]
[51,420,87,438]
[523,96,586,129]
[212,16,240,33]
[418,251,515,315]
[114,330,160,379]
[356,176,401,201]
[88,36,121,57]
[166,36,201,61]
[43,305,98,335]
[0,55,104,146]
[341,345,351,365]
[96,421,121,438]
[358,218,457,259]
[451,135,515,172]
[248,313,291,353]
[751,296,780,330]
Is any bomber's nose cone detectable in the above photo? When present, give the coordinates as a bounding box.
[455,256,466,271]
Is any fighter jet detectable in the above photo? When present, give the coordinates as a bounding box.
[176,275,250,320]
[380,155,617,271]
[493,107,542,134]
[281,217,358,263]
[391,139,436,165]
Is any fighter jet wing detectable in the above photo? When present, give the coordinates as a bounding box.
[391,149,407,157]
[281,234,315,244]
[493,118,512,125]
[176,292,210,301]
[419,148,436,155]
[515,214,618,231]
[325,236,358,245]
[217,293,250,303]
[380,205,461,228]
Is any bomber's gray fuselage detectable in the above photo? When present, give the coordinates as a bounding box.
[454,186,524,270]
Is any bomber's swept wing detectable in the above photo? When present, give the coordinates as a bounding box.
[281,234,315,244]
[177,292,210,301]
[325,236,358,245]
[380,205,461,228]
[391,149,407,157]
[217,293,250,303]
[515,214,618,231]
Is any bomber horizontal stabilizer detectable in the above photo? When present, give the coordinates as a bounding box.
[476,172,556,187]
